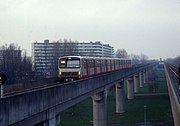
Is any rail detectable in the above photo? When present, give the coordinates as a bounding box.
[3,77,59,96]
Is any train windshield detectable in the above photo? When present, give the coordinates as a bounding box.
[67,60,80,68]
[60,58,80,68]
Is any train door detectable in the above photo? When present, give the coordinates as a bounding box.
[87,59,90,76]
[96,60,101,74]
[88,59,95,75]
[122,60,125,69]
[107,60,110,72]
[112,60,115,71]
[101,59,105,73]
[115,60,119,70]
[110,60,112,71]
[94,60,97,74]
[118,60,120,70]
[125,60,127,68]
[121,60,123,69]
[122,60,124,69]
[92,59,95,75]
[82,59,88,77]
[105,59,108,72]
[100,59,102,73]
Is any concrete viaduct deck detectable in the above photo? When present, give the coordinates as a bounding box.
[0,63,157,126]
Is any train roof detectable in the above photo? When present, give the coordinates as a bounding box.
[59,56,131,60]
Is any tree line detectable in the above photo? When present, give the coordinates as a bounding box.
[0,40,150,84]
[166,56,180,66]
[115,49,149,65]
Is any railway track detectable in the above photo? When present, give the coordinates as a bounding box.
[2,63,152,97]
[4,80,62,97]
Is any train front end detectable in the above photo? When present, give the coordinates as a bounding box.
[58,56,81,81]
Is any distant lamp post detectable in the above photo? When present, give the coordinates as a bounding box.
[0,73,7,98]
[0,76,3,98]
[178,67,180,89]
[144,105,147,126]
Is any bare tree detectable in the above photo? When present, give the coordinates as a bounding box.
[129,54,140,65]
[139,53,148,63]
[166,56,180,66]
[174,56,180,66]
[115,49,128,58]
[62,38,78,56]
[20,51,32,82]
[52,41,64,76]
[0,43,32,84]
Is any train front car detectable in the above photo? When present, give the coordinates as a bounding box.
[58,56,82,81]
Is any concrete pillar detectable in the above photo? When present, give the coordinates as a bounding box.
[115,81,125,113]
[42,119,56,126]
[134,75,140,93]
[43,122,49,126]
[127,77,134,99]
[143,71,146,84]
[139,72,143,87]
[146,71,149,82]
[43,114,60,126]
[0,85,3,98]
[92,91,107,126]
[56,114,60,126]
[48,117,56,126]
[45,109,61,126]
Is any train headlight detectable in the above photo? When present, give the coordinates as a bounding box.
[59,72,61,75]
[78,72,81,75]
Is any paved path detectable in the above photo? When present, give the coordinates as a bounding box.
[110,120,174,126]
[135,93,168,96]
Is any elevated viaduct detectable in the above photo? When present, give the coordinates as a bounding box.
[0,63,157,126]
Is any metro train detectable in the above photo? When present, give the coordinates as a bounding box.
[58,56,132,81]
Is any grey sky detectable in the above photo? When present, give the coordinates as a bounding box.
[0,0,180,59]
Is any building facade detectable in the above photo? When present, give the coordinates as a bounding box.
[32,40,114,77]
[77,41,114,57]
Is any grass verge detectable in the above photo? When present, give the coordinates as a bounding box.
[60,66,172,126]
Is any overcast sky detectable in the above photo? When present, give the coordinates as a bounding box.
[0,0,180,59]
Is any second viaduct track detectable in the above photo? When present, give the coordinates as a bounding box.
[0,62,157,126]
[165,63,180,98]
[164,63,180,126]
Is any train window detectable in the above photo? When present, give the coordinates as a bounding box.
[89,60,94,68]
[96,60,100,67]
